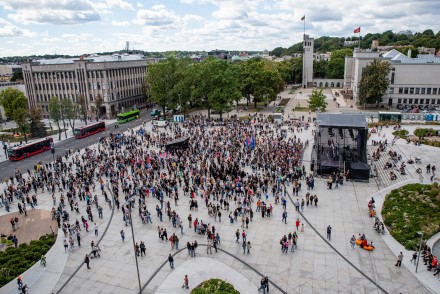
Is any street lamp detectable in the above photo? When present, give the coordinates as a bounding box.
[123,195,142,294]
[415,231,424,273]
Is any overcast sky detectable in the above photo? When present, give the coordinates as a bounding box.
[0,0,439,57]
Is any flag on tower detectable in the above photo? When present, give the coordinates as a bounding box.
[354,27,361,33]
[301,15,305,21]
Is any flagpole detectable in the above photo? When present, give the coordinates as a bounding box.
[358,30,361,49]
[303,17,305,36]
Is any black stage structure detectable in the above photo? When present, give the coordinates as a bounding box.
[312,113,370,181]
[165,136,190,152]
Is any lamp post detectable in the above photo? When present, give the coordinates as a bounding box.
[178,94,182,115]
[415,231,424,273]
[123,195,142,294]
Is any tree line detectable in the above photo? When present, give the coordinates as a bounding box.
[146,57,284,119]
[271,29,440,57]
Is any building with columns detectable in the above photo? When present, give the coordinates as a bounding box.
[302,34,314,88]
[22,54,155,118]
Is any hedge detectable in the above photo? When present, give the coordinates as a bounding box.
[191,279,240,294]
[382,183,440,250]
[0,234,56,287]
[414,128,437,138]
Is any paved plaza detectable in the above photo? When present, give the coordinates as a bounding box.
[0,89,439,294]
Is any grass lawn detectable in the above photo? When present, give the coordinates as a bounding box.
[191,279,239,294]
[382,183,440,250]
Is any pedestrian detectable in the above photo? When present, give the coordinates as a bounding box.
[120,230,125,242]
[182,275,189,289]
[247,241,251,254]
[282,210,287,224]
[395,252,403,267]
[168,254,174,269]
[140,241,146,256]
[326,225,332,241]
[242,241,247,254]
[242,230,246,242]
[350,235,356,248]
[301,223,304,232]
[76,232,81,247]
[295,219,300,230]
[98,206,103,218]
[206,239,212,254]
[94,223,98,236]
[235,229,240,243]
[410,251,417,265]
[84,254,90,269]
[63,239,68,253]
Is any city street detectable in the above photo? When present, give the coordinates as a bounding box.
[0,110,152,180]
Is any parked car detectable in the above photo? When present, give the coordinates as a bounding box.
[150,109,161,116]
[153,120,168,127]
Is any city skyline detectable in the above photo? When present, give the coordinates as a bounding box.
[0,0,439,57]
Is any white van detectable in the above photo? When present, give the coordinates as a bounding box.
[153,120,169,127]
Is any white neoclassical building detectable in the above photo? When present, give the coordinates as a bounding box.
[22,54,156,118]
[344,48,440,109]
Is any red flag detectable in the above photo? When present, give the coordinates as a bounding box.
[301,15,305,21]
[354,27,360,33]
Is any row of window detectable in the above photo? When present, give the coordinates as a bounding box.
[33,67,146,80]
[390,87,440,95]
[36,85,142,103]
[396,98,440,105]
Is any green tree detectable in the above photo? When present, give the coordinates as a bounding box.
[326,49,353,79]
[308,89,328,111]
[29,107,47,138]
[207,59,241,118]
[48,97,62,140]
[358,59,391,107]
[313,60,328,78]
[0,87,29,142]
[62,98,77,131]
[94,94,104,119]
[76,94,88,125]
[14,108,29,143]
[239,58,283,108]
[146,57,183,119]
[190,58,241,118]
[0,87,25,119]
[10,70,23,82]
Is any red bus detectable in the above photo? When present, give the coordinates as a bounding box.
[73,121,105,139]
[8,137,53,161]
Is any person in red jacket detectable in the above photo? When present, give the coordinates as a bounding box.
[295,219,300,230]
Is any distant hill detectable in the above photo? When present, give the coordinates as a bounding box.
[271,29,440,57]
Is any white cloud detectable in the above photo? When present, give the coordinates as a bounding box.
[111,20,130,27]
[0,18,24,37]
[104,0,134,10]
[0,0,101,25]
[133,4,180,27]
[1,0,440,56]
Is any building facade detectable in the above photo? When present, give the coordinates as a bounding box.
[302,34,314,88]
[344,49,440,109]
[22,54,153,118]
